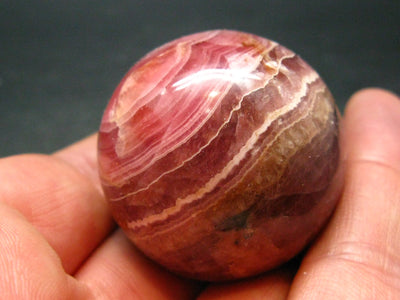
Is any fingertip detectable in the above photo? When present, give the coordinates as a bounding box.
[345,87,399,116]
[341,88,400,169]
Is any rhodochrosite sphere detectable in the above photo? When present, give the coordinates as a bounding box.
[98,30,340,281]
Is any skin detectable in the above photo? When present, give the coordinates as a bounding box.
[0,88,399,299]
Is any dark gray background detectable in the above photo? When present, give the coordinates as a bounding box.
[1,1,399,156]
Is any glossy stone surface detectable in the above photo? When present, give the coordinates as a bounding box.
[98,30,340,281]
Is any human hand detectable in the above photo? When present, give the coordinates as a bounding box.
[0,133,202,299]
[199,88,400,299]
[1,88,399,299]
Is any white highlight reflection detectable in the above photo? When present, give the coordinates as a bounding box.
[172,69,262,91]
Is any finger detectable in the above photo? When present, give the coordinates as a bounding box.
[197,264,295,300]
[0,136,113,274]
[341,89,400,169]
[0,201,92,299]
[53,134,101,191]
[288,89,400,299]
[75,229,204,300]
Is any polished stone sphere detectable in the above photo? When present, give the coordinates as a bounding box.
[98,30,340,281]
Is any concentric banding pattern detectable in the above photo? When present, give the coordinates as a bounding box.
[98,30,340,281]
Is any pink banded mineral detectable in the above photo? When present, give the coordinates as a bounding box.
[98,30,340,281]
